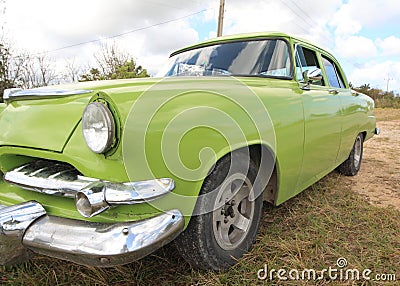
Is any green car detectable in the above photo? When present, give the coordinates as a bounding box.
[0,32,378,270]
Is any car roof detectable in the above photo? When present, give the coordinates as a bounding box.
[170,31,324,57]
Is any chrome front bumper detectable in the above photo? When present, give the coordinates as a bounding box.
[0,201,184,267]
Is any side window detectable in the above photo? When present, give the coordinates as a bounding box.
[295,45,324,85]
[321,56,345,88]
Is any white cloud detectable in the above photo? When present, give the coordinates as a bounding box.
[377,36,400,57]
[138,21,199,56]
[335,36,378,59]
[330,0,400,35]
[221,0,341,37]
[223,1,294,35]
[330,3,362,37]
[347,0,400,28]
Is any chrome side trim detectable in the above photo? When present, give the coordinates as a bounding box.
[0,201,46,265]
[3,88,23,100]
[23,209,184,267]
[3,88,92,103]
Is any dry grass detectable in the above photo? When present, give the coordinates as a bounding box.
[348,111,400,210]
[374,108,400,122]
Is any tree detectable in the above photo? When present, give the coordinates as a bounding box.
[95,43,129,78]
[0,42,13,97]
[1,41,59,94]
[353,83,400,108]
[0,41,25,97]
[64,58,83,83]
[79,43,149,82]
[19,54,57,88]
[79,68,106,82]
[356,83,371,95]
[110,59,148,79]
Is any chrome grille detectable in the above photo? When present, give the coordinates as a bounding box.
[4,160,98,198]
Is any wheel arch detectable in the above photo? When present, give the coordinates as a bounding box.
[206,143,279,206]
[248,144,279,205]
[361,130,367,140]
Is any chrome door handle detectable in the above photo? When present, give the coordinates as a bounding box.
[329,89,339,95]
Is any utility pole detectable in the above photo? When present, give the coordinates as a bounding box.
[217,0,225,37]
[384,74,393,93]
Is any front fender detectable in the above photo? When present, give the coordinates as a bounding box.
[118,79,276,219]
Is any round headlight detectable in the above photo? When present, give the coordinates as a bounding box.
[82,102,115,154]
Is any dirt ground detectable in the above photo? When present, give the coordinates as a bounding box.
[348,109,400,210]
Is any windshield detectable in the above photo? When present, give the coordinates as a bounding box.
[159,39,292,78]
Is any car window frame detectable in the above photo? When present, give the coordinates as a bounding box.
[293,41,350,91]
[294,43,326,87]
[320,54,348,89]
[321,53,347,89]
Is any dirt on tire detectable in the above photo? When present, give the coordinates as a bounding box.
[347,109,400,210]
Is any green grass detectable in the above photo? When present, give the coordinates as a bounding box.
[1,172,399,285]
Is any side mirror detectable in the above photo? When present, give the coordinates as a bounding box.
[302,68,322,84]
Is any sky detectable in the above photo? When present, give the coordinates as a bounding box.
[1,0,400,93]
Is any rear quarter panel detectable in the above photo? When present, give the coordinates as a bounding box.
[337,91,376,164]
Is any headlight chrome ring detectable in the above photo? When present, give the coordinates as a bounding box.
[82,101,115,154]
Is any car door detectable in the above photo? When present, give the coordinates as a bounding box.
[295,44,342,189]
[319,54,358,165]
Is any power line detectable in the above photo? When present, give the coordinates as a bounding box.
[14,8,210,58]
[277,0,313,35]
[279,0,334,47]
[285,0,319,28]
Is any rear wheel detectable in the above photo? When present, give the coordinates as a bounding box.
[175,151,263,270]
[337,133,364,176]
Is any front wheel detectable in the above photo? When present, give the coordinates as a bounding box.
[175,151,263,270]
[337,133,364,176]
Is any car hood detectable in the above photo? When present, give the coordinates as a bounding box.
[0,78,162,152]
[0,76,273,153]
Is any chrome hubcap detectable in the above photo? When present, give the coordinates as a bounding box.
[354,136,362,168]
[212,173,255,250]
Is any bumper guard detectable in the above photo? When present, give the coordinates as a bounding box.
[0,201,184,267]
